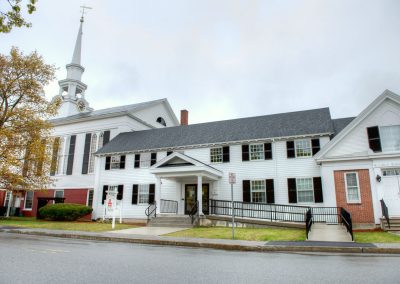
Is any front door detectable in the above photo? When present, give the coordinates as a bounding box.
[382,170,400,216]
[184,184,210,215]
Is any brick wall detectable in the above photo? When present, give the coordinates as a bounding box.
[334,169,374,224]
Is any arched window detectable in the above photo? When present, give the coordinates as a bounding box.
[156,117,166,126]
[88,133,97,174]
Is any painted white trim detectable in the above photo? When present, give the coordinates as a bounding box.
[296,177,315,204]
[24,191,34,210]
[344,172,362,204]
[315,90,400,161]
[249,143,265,161]
[86,189,94,207]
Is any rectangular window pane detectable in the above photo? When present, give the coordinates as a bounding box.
[110,155,121,169]
[295,140,312,157]
[210,147,223,163]
[382,168,400,176]
[380,125,400,152]
[139,184,149,204]
[250,144,264,160]
[251,180,266,203]
[140,153,151,168]
[54,190,64,198]
[296,178,314,203]
[345,173,360,202]
[87,190,94,207]
[25,191,34,209]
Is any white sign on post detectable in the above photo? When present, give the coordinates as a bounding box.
[229,172,236,184]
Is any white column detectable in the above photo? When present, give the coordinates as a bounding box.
[156,177,161,214]
[197,175,203,215]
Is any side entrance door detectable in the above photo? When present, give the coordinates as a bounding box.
[382,170,400,216]
[184,184,210,215]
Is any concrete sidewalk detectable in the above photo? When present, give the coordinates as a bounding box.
[1,226,400,255]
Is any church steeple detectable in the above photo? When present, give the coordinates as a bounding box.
[54,12,92,118]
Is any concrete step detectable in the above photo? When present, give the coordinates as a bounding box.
[307,223,353,242]
[147,215,193,228]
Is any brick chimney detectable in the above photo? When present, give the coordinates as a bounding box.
[180,109,188,125]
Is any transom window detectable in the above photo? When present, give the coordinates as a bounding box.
[345,173,360,203]
[110,156,121,169]
[297,178,314,203]
[210,147,223,163]
[251,180,266,203]
[295,140,312,157]
[250,144,264,160]
[382,168,400,176]
[139,184,150,204]
[140,153,151,168]
[380,125,400,152]
[25,191,34,210]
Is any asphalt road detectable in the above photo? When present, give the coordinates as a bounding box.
[0,233,399,284]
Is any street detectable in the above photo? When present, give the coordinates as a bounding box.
[0,233,399,284]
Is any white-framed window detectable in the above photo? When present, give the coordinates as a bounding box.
[54,190,64,199]
[295,139,312,157]
[110,155,121,169]
[56,137,65,175]
[345,172,361,203]
[4,191,12,208]
[61,136,71,175]
[140,153,151,168]
[382,168,400,176]
[87,189,94,207]
[380,125,400,152]
[250,144,264,161]
[210,147,223,163]
[138,184,150,204]
[88,133,98,174]
[297,178,314,203]
[251,180,266,203]
[24,191,34,210]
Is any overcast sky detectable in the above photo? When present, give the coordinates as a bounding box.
[2,0,400,124]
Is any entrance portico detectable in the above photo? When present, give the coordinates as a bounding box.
[150,152,223,216]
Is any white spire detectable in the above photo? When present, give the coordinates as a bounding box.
[71,17,83,65]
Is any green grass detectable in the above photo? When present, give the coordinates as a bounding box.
[354,231,400,243]
[0,217,138,232]
[165,227,306,241]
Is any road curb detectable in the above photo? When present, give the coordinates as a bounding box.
[5,229,400,254]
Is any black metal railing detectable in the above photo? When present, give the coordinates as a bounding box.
[340,207,353,241]
[305,208,313,239]
[160,199,178,214]
[311,207,340,223]
[145,202,157,222]
[210,199,309,222]
[380,199,390,229]
[189,201,198,224]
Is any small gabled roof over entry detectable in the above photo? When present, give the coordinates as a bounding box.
[150,152,223,180]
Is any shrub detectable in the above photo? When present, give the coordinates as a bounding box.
[39,203,93,221]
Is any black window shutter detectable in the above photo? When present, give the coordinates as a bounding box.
[151,153,157,166]
[266,179,275,203]
[119,155,126,169]
[313,177,323,203]
[82,133,91,174]
[149,184,155,204]
[287,141,295,158]
[50,137,60,176]
[105,156,111,170]
[102,185,108,204]
[243,180,251,202]
[117,185,124,200]
[134,154,140,168]
[167,151,173,156]
[288,178,297,203]
[222,146,230,162]
[264,143,272,160]
[311,138,320,155]
[242,145,249,161]
[367,126,382,152]
[132,185,138,204]
[103,130,110,146]
[66,135,76,175]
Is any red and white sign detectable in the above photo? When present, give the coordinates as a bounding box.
[107,198,113,209]
[229,172,236,184]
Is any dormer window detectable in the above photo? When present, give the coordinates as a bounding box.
[156,117,166,126]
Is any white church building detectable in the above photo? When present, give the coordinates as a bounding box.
[2,17,399,230]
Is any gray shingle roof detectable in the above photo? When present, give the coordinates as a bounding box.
[332,117,355,134]
[96,107,335,155]
[50,99,166,124]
